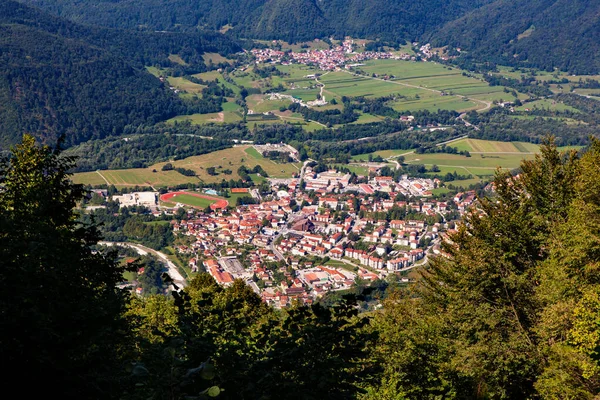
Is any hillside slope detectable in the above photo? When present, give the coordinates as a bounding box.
[19,0,494,41]
[20,0,600,74]
[0,0,241,148]
[430,0,600,74]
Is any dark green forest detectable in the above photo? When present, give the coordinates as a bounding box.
[19,0,493,42]
[18,0,600,73]
[0,0,241,148]
[429,0,600,74]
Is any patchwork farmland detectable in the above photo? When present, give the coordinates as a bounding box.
[72,146,301,188]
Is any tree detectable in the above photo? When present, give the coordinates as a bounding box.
[368,139,600,398]
[0,135,131,398]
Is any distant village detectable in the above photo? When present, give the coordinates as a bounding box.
[251,39,413,71]
[101,161,478,308]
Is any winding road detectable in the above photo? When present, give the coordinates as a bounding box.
[100,241,187,288]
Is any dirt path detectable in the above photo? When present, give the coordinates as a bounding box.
[96,170,110,185]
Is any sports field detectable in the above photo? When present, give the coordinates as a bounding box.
[160,191,228,209]
[73,146,301,187]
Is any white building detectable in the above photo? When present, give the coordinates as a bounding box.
[112,192,157,208]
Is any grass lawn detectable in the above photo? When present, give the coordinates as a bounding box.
[202,53,233,65]
[167,76,205,95]
[404,152,535,169]
[516,99,580,112]
[168,54,187,65]
[221,101,242,112]
[168,193,218,208]
[351,149,414,161]
[246,95,291,113]
[74,146,300,187]
[335,164,370,175]
[450,138,539,153]
[167,111,243,124]
[71,171,109,186]
[144,220,171,226]
[325,259,357,273]
[244,147,263,160]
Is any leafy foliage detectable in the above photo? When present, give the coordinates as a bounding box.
[0,135,131,398]
[367,139,600,398]
[431,0,600,74]
[0,0,241,148]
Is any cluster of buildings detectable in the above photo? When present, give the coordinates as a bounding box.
[251,39,411,71]
[112,156,479,308]
[112,191,157,208]
[165,168,477,307]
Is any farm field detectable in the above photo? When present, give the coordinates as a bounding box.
[450,138,540,153]
[167,111,242,124]
[160,59,540,131]
[73,146,301,187]
[516,99,581,112]
[349,138,584,185]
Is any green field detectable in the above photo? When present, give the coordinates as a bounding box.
[349,138,585,185]
[161,59,538,131]
[334,164,370,175]
[450,138,539,153]
[403,152,535,174]
[167,76,205,94]
[202,52,233,65]
[73,146,301,187]
[168,193,218,208]
[516,99,580,113]
[167,111,243,124]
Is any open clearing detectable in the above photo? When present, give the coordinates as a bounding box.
[516,99,580,113]
[202,53,233,65]
[350,138,584,183]
[73,146,301,187]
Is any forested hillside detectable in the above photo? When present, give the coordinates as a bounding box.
[0,0,241,148]
[19,0,494,42]
[429,0,600,74]
[19,0,599,73]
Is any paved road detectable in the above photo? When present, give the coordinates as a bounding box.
[100,241,187,288]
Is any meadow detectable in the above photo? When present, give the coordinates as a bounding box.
[159,58,539,128]
[348,137,585,186]
[73,146,301,187]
